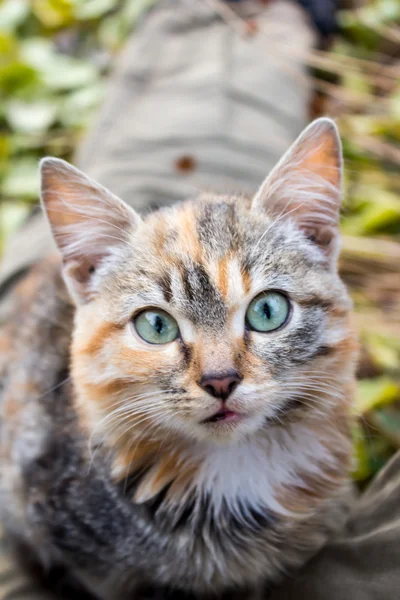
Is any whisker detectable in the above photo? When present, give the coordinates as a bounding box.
[34,375,71,403]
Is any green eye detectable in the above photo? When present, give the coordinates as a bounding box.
[134,309,179,344]
[246,292,290,333]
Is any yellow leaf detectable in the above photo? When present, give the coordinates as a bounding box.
[32,0,74,28]
[353,377,400,416]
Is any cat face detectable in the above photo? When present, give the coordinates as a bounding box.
[40,119,357,453]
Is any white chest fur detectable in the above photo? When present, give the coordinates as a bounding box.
[188,422,336,517]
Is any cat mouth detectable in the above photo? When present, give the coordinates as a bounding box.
[202,409,243,424]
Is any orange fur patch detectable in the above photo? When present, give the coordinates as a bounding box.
[217,256,230,300]
[240,267,252,296]
[298,132,341,191]
[112,435,198,505]
[134,450,183,503]
[78,322,122,357]
[178,206,202,261]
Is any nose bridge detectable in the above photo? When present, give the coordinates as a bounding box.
[199,335,235,376]
[194,334,244,400]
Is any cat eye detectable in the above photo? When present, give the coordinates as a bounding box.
[246,291,290,333]
[134,309,179,344]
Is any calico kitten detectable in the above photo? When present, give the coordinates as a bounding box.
[0,118,358,599]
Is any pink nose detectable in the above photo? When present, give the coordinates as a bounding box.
[199,371,242,401]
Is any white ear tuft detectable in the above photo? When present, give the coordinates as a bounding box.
[252,118,343,265]
[40,157,141,304]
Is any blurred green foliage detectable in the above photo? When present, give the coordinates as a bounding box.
[328,2,400,481]
[0,0,156,243]
[0,0,399,483]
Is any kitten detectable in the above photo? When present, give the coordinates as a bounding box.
[0,118,358,599]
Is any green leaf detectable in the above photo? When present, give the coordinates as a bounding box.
[0,0,30,34]
[338,11,379,51]
[44,57,98,90]
[351,422,372,481]
[19,38,54,67]
[364,333,400,371]
[98,13,125,50]
[21,38,98,91]
[0,62,39,95]
[0,201,30,251]
[390,89,400,120]
[98,0,158,50]
[369,407,400,449]
[0,33,18,61]
[1,156,40,199]
[0,135,10,163]
[5,98,58,133]
[32,0,74,28]
[352,420,395,482]
[75,0,118,20]
[354,377,400,416]
[378,0,400,22]
[366,436,394,478]
[341,189,400,235]
[121,0,158,28]
[342,72,371,95]
[60,82,104,127]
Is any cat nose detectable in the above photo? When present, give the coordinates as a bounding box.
[199,371,242,401]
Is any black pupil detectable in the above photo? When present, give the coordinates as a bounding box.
[263,302,271,319]
[154,315,164,334]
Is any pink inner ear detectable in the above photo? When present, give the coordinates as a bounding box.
[70,259,96,283]
[40,157,142,305]
[63,258,103,303]
[252,119,343,261]
[303,225,336,250]
[295,137,341,191]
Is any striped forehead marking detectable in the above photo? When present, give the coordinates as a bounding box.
[175,261,227,329]
[196,201,240,258]
[146,202,258,331]
[154,257,253,335]
[146,198,324,334]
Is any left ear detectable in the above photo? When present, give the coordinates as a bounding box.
[40,157,142,305]
[252,118,343,265]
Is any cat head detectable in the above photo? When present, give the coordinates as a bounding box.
[40,118,357,454]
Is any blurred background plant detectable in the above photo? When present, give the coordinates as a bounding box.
[0,0,399,484]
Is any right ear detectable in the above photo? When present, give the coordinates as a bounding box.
[40,157,141,305]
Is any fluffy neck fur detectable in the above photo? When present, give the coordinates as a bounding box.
[81,368,354,523]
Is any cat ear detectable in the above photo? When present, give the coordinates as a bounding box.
[40,157,141,304]
[252,118,343,264]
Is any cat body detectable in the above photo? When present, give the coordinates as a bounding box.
[0,119,358,598]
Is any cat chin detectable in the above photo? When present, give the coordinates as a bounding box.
[177,413,266,445]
